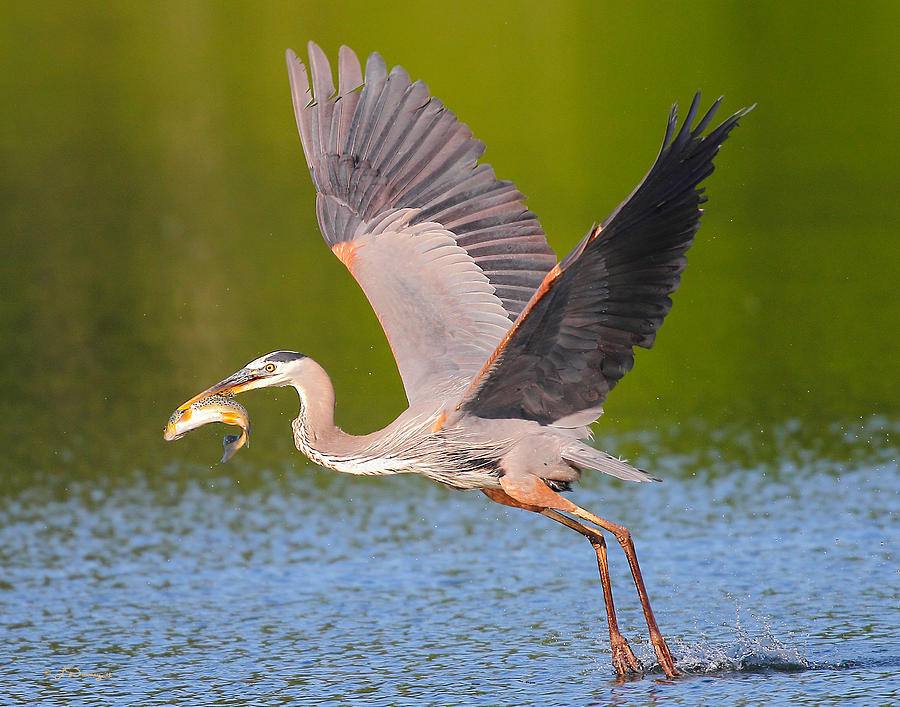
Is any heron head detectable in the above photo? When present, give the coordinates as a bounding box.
[175,351,309,411]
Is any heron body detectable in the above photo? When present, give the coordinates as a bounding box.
[287,355,508,487]
[169,42,751,679]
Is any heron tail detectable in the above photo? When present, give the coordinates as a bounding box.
[561,443,660,483]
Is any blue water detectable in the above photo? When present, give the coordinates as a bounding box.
[2,417,897,705]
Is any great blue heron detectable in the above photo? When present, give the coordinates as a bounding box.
[171,42,751,679]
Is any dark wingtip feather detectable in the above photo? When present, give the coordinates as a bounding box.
[661,104,678,152]
[672,91,702,150]
[461,91,752,425]
[692,94,723,137]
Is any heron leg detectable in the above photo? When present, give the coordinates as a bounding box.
[482,488,642,676]
[540,508,643,674]
[493,475,680,679]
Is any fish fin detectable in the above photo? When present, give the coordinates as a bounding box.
[221,434,240,463]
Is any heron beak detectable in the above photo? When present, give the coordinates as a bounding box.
[175,367,273,412]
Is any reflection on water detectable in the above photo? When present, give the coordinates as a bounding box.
[1,418,897,704]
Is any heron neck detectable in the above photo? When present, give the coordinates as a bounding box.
[290,362,353,459]
[294,385,338,437]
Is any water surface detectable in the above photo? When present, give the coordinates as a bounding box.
[2,418,896,705]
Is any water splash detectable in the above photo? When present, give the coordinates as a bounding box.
[626,609,811,676]
[671,619,809,674]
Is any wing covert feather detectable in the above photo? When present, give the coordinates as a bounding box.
[332,208,513,397]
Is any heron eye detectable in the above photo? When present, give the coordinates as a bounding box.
[264,363,276,373]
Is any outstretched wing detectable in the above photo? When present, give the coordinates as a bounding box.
[459,94,752,426]
[287,43,556,403]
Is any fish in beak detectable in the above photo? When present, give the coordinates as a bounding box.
[164,394,251,463]
[165,353,299,461]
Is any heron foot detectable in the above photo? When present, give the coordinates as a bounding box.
[610,634,643,675]
[651,635,679,678]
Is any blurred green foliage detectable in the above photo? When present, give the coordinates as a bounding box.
[1,1,897,479]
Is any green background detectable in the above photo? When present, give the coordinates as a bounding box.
[1,1,897,480]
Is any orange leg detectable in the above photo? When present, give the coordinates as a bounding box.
[541,509,643,674]
[483,489,642,676]
[490,476,680,679]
